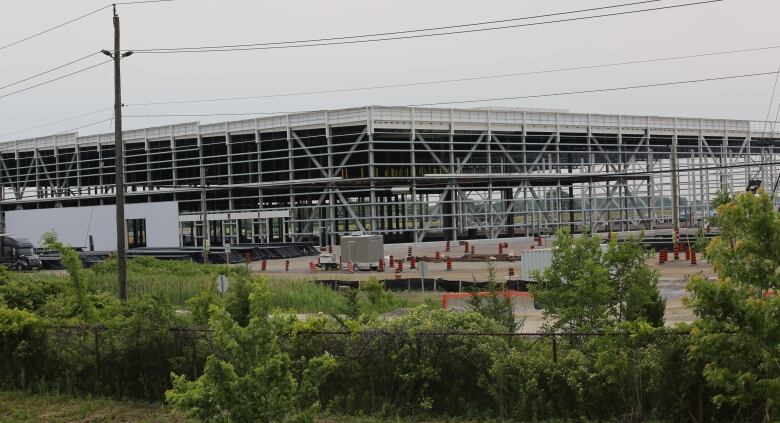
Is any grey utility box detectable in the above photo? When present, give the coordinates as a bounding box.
[340,233,384,271]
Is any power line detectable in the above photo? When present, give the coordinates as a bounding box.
[0,60,111,101]
[0,108,113,139]
[132,0,665,52]
[0,52,100,91]
[131,0,724,54]
[0,5,110,52]
[408,71,778,107]
[128,44,780,107]
[119,71,777,118]
[52,117,114,136]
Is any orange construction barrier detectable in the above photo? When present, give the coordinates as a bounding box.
[309,261,316,272]
[445,240,451,252]
[261,260,267,271]
[464,242,469,254]
[328,243,333,254]
[285,260,290,272]
[685,247,691,261]
[397,261,403,272]
[378,259,385,272]
[347,262,354,273]
[407,246,413,258]
[470,245,475,255]
[389,255,394,268]
[659,248,668,264]
[690,248,697,265]
[673,244,680,260]
[446,256,452,271]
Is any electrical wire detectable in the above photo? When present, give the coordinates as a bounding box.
[128,44,780,107]
[0,108,113,139]
[0,5,110,52]
[118,71,778,119]
[131,0,724,54]
[132,0,665,52]
[407,71,778,107]
[0,60,111,101]
[0,52,100,91]
[52,118,115,136]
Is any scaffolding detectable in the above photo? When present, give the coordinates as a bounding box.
[0,106,778,245]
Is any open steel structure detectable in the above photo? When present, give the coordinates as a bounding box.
[1,106,779,246]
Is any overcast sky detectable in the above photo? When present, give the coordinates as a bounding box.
[0,0,779,142]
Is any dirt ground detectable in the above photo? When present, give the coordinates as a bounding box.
[250,231,711,327]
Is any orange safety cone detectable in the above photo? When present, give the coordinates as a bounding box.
[397,261,403,272]
[407,246,413,258]
[328,243,333,254]
[378,259,385,272]
[285,260,290,272]
[470,245,475,255]
[261,260,267,271]
[446,256,452,271]
[498,243,504,255]
[685,247,691,261]
[673,244,680,260]
[347,262,354,273]
[464,242,469,254]
[410,257,417,269]
[690,248,697,265]
[445,240,451,252]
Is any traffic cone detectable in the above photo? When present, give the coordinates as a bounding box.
[389,255,394,267]
[498,243,504,255]
[445,241,451,252]
[285,260,290,272]
[446,256,452,271]
[690,248,697,265]
[397,261,403,272]
[378,259,385,272]
[410,257,417,269]
[348,262,354,273]
[470,245,475,255]
[261,260,267,271]
[407,246,413,258]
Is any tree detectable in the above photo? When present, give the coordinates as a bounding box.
[167,283,336,422]
[687,190,780,421]
[531,229,664,332]
[467,261,520,332]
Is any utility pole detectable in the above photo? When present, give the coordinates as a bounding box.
[671,130,680,244]
[201,167,210,264]
[106,5,131,301]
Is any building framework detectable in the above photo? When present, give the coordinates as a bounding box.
[1,106,779,246]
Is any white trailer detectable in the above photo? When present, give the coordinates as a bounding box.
[520,248,553,281]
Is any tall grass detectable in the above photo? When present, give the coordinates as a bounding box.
[87,257,243,306]
[67,257,436,313]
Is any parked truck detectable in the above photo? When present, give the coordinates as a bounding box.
[0,235,42,270]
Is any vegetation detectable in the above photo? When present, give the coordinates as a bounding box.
[530,230,665,332]
[0,390,188,422]
[688,190,780,421]
[0,203,777,421]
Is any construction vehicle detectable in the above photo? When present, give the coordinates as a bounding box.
[0,235,42,270]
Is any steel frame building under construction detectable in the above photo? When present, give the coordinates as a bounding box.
[1,106,779,247]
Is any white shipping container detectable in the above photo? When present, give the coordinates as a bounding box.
[520,248,553,281]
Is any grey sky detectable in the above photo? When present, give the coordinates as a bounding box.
[0,0,779,141]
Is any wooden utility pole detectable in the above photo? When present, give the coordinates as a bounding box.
[112,5,128,301]
[201,167,210,264]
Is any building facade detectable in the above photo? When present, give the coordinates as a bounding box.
[1,106,778,246]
